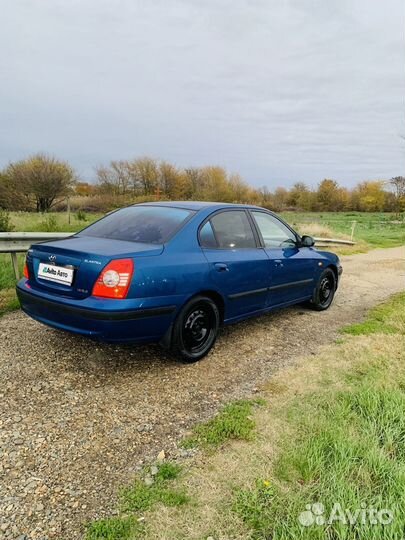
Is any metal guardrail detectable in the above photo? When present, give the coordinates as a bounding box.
[0,232,71,252]
[0,232,355,280]
[313,237,355,246]
[0,232,71,279]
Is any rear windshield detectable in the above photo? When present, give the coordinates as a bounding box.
[78,205,194,244]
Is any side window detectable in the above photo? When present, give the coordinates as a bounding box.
[251,211,297,248]
[209,211,256,249]
[199,221,217,248]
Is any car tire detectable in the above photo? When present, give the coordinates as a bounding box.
[308,268,336,311]
[171,295,220,363]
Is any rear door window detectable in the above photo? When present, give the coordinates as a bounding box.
[199,221,218,248]
[208,211,256,249]
[79,205,194,244]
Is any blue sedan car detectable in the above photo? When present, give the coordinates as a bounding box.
[17,202,342,362]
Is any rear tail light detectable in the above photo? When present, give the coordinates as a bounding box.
[23,262,29,279]
[92,259,134,299]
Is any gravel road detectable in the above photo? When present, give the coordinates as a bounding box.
[0,246,404,539]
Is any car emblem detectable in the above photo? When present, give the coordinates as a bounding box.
[48,255,57,263]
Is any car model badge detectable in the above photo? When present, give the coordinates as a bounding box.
[48,255,57,263]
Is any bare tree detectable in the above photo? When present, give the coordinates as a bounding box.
[159,161,180,198]
[128,157,159,196]
[389,176,405,214]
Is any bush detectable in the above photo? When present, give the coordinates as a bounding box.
[75,209,87,221]
[38,215,59,232]
[0,210,13,232]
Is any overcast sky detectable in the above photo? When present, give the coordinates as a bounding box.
[1,0,404,188]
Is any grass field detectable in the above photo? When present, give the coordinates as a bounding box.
[83,292,405,539]
[282,211,405,249]
[0,210,403,317]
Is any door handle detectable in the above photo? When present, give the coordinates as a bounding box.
[274,259,284,268]
[214,263,229,272]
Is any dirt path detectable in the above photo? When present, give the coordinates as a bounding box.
[0,246,404,539]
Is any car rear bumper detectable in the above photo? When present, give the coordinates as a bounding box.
[16,280,178,343]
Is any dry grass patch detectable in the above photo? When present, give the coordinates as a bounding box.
[297,222,345,239]
[296,222,369,255]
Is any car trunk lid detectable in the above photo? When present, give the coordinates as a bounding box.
[28,235,163,299]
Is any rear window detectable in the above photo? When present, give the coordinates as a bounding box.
[78,206,194,244]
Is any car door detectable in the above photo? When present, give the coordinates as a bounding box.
[199,209,270,320]
[250,210,317,307]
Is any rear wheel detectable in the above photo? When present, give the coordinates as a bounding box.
[171,296,220,363]
[309,268,336,311]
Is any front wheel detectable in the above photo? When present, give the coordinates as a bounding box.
[171,296,220,363]
[309,268,336,311]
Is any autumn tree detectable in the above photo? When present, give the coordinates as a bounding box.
[286,182,315,210]
[389,176,405,213]
[75,182,97,196]
[184,168,203,196]
[129,157,159,196]
[258,186,275,209]
[229,174,254,203]
[0,171,29,209]
[4,154,75,212]
[316,179,347,211]
[272,187,289,211]
[91,155,405,212]
[352,181,386,212]
[158,162,181,198]
[204,167,235,201]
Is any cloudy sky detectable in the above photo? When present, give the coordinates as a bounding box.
[1,0,404,188]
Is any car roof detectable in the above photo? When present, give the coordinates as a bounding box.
[137,201,263,211]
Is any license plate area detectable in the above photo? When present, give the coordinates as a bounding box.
[38,262,74,286]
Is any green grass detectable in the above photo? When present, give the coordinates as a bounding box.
[282,211,405,249]
[7,210,102,233]
[121,480,189,514]
[0,288,20,317]
[0,253,25,316]
[152,462,182,481]
[85,463,188,540]
[130,293,405,539]
[182,398,265,449]
[85,516,138,540]
[341,292,405,336]
[232,293,405,539]
[121,463,188,513]
[234,386,405,538]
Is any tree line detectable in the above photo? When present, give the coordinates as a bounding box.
[0,153,404,213]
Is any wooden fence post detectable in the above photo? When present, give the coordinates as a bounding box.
[350,221,357,241]
[67,196,71,225]
[10,253,19,280]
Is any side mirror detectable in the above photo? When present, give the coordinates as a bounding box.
[300,235,315,247]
